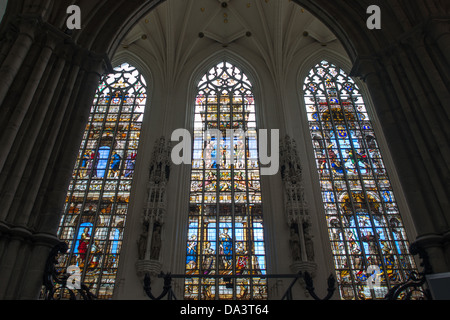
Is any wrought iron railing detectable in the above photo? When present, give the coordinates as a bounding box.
[42,241,96,300]
[384,243,433,300]
[42,242,432,300]
[142,272,336,301]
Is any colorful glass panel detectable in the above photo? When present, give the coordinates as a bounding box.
[184,62,267,300]
[56,63,147,299]
[303,60,420,300]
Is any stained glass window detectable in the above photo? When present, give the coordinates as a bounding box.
[184,62,267,300]
[303,60,420,300]
[56,63,147,299]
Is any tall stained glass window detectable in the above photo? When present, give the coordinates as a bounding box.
[184,62,267,300]
[57,63,147,299]
[303,60,419,300]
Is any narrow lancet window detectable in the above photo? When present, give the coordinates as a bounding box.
[57,63,147,299]
[184,62,267,300]
[303,60,420,300]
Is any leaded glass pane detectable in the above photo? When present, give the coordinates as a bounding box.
[56,63,147,299]
[185,62,267,300]
[303,60,420,300]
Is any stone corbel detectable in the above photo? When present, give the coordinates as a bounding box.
[135,259,163,279]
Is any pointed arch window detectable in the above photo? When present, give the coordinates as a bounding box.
[184,62,267,300]
[56,63,147,299]
[303,60,419,300]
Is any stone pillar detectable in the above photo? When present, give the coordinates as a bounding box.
[0,16,37,109]
[0,15,109,299]
[351,16,450,274]
[136,137,172,280]
[280,135,317,277]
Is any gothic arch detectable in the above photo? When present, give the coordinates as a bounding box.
[173,52,281,292]
[0,0,449,299]
[187,51,264,133]
[1,1,422,60]
[4,1,450,61]
[294,48,419,237]
[297,59,423,298]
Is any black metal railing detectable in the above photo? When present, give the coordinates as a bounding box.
[142,272,336,301]
[42,241,96,300]
[42,241,432,300]
[384,243,433,300]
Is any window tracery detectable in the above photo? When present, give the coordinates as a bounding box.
[184,62,267,300]
[56,63,147,299]
[303,60,419,300]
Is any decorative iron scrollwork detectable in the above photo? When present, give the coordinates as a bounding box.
[143,271,336,301]
[281,272,336,301]
[303,272,336,301]
[143,272,177,300]
[385,243,432,300]
[42,242,96,300]
[384,271,431,300]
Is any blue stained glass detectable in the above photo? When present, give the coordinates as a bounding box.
[74,222,93,258]
[110,229,120,255]
[96,146,110,178]
[303,60,421,300]
[55,63,147,299]
[185,62,267,300]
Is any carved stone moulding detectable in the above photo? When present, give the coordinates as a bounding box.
[135,259,163,278]
[290,261,318,278]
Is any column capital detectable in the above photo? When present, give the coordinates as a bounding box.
[0,220,61,248]
[424,15,450,42]
[350,15,450,80]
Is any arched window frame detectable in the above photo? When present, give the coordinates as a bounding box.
[56,62,150,299]
[182,58,269,300]
[297,55,421,300]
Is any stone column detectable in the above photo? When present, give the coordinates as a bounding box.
[280,135,317,277]
[136,137,172,279]
[0,15,109,299]
[0,16,37,109]
[351,16,450,274]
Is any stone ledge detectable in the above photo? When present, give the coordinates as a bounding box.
[135,259,162,278]
[0,221,61,247]
[290,261,318,278]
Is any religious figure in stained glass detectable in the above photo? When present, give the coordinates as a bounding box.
[76,225,91,267]
[184,62,267,300]
[303,60,420,300]
[55,63,147,299]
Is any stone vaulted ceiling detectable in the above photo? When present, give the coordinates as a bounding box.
[117,0,342,83]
